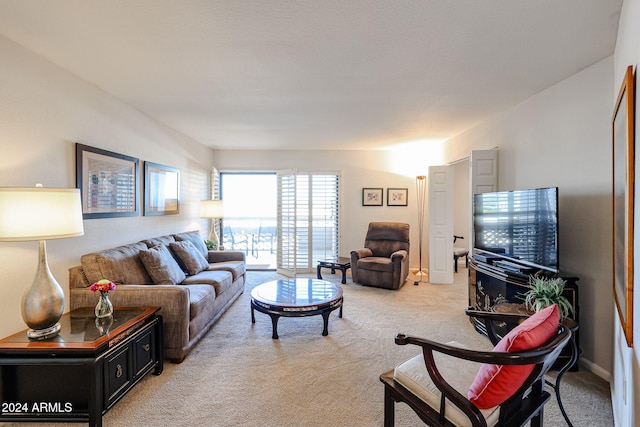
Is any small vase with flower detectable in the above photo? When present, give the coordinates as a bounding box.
[90,279,116,318]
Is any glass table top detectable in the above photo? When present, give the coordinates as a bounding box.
[0,307,157,350]
[251,278,342,308]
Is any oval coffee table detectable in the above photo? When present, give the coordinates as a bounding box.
[251,278,343,339]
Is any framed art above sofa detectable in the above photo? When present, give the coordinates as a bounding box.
[75,143,140,219]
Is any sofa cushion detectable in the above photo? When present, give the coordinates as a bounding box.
[170,241,210,275]
[174,231,208,258]
[142,234,176,248]
[468,304,560,409]
[81,242,152,285]
[183,284,217,321]
[139,245,187,286]
[182,270,233,296]
[207,260,246,281]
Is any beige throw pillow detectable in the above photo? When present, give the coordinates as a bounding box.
[170,240,210,275]
[139,245,186,285]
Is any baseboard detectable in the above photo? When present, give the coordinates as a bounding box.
[579,357,611,382]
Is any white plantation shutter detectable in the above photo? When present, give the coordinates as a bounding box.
[277,170,341,275]
[311,173,340,261]
[277,171,297,277]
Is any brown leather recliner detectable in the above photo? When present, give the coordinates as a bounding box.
[350,222,410,290]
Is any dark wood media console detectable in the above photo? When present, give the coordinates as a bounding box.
[468,257,580,369]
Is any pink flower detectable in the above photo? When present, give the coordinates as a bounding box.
[90,279,116,293]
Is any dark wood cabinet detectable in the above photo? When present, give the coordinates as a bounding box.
[0,307,163,426]
[468,258,579,369]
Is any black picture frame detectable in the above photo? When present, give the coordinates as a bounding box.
[362,188,383,206]
[387,188,408,206]
[144,162,180,216]
[76,143,140,219]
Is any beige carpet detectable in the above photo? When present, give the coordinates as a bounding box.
[2,269,613,427]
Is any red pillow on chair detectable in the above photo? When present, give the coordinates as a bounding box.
[468,304,560,409]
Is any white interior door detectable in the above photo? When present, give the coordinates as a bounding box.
[470,150,499,251]
[428,165,454,284]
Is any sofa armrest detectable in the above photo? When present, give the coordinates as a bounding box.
[207,250,245,263]
[70,284,191,350]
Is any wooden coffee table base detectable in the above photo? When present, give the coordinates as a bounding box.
[251,278,343,339]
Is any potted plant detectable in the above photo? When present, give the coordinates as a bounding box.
[523,275,574,320]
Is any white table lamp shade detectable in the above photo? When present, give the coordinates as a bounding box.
[0,187,84,339]
[0,187,84,241]
[200,200,224,218]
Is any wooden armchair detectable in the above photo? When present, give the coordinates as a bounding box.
[380,307,571,427]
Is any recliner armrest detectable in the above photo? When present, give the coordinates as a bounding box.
[390,249,407,262]
[351,248,372,259]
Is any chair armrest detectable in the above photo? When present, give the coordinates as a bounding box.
[390,249,408,262]
[207,250,245,263]
[351,248,372,259]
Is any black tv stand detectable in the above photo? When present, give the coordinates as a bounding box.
[468,257,580,369]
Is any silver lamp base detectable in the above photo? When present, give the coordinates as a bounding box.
[27,322,61,340]
[22,240,65,340]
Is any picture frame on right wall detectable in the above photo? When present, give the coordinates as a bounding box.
[387,188,408,206]
[612,65,635,347]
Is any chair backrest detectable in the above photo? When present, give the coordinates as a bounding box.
[364,222,410,257]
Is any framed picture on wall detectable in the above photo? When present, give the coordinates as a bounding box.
[387,188,408,206]
[362,188,383,206]
[76,143,140,219]
[612,65,635,347]
[144,162,180,216]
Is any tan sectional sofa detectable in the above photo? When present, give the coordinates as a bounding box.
[69,230,245,363]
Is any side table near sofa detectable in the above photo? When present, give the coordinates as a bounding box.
[0,307,163,427]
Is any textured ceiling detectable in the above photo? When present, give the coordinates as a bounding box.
[0,0,622,150]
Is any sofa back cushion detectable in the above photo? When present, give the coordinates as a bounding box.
[139,245,187,285]
[142,234,176,248]
[81,242,152,285]
[174,231,208,258]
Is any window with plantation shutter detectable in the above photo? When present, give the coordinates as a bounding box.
[277,170,341,276]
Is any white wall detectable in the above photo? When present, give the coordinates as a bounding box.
[444,57,614,378]
[213,148,445,272]
[612,0,640,425]
[0,35,214,339]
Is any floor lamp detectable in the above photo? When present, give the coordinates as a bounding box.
[414,175,428,285]
[200,200,224,250]
[0,186,84,339]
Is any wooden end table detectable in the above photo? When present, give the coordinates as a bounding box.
[317,256,351,284]
[0,307,163,427]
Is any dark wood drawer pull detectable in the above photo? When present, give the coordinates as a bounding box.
[116,364,123,378]
[143,344,150,352]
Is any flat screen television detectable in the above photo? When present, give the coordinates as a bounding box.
[473,187,559,273]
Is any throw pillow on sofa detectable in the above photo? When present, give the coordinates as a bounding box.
[170,240,209,275]
[139,245,187,285]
